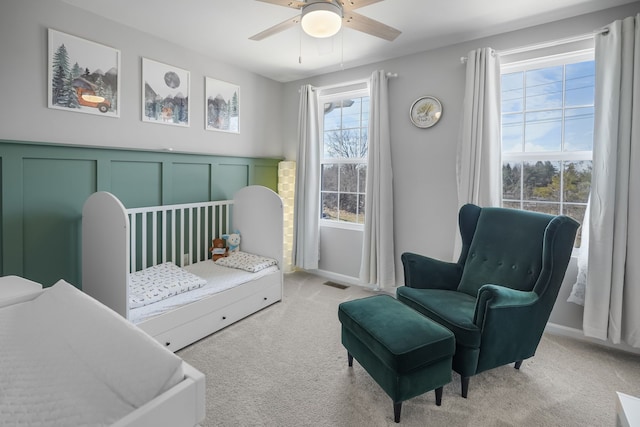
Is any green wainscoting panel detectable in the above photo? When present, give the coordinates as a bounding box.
[213,163,250,200]
[111,161,163,208]
[23,158,96,286]
[0,140,281,288]
[255,164,278,190]
[172,162,211,204]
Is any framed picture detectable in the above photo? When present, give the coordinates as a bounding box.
[205,77,239,133]
[142,58,190,127]
[48,29,120,117]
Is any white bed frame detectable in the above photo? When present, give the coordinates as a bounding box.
[1,276,206,427]
[82,185,283,352]
[112,362,205,427]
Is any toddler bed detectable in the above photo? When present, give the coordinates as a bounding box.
[82,185,283,352]
[0,275,205,427]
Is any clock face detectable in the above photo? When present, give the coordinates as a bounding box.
[410,96,442,128]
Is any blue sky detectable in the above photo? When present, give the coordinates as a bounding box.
[501,60,595,153]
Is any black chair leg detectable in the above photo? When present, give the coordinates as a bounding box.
[435,386,443,406]
[393,402,402,423]
[348,352,353,367]
[461,376,470,398]
[514,360,523,369]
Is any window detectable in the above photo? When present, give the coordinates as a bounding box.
[319,88,369,227]
[501,50,594,246]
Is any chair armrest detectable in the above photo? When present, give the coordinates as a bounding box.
[473,284,538,327]
[401,252,462,290]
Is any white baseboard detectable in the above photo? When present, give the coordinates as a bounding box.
[545,322,640,355]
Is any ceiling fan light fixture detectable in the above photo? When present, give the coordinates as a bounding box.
[300,1,342,38]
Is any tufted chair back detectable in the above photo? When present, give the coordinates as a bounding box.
[457,207,554,297]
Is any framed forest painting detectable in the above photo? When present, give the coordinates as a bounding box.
[205,77,239,133]
[142,58,190,127]
[48,29,120,117]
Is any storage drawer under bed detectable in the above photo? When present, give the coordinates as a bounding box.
[153,281,281,352]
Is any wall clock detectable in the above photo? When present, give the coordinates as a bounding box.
[410,96,443,128]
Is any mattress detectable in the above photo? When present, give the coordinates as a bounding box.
[0,280,184,426]
[129,261,279,324]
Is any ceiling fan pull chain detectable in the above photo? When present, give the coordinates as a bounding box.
[299,24,303,64]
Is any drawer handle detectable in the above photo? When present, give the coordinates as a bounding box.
[165,342,171,347]
[263,297,268,301]
[222,316,227,320]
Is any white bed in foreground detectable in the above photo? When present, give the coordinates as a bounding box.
[0,275,205,427]
[82,185,284,352]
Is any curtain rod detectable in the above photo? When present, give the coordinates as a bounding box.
[459,27,609,64]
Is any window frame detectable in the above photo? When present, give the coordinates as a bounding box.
[500,48,595,247]
[317,86,370,231]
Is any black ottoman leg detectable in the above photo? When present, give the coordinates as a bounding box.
[435,386,443,406]
[348,352,353,367]
[393,402,402,423]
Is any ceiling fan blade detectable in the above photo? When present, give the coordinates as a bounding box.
[255,0,305,10]
[343,10,401,41]
[249,15,301,41]
[339,0,385,12]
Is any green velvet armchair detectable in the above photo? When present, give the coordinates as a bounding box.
[397,204,579,398]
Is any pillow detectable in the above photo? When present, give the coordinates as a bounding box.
[129,262,208,309]
[215,251,278,273]
[31,280,184,408]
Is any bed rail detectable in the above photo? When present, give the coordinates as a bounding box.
[127,200,232,273]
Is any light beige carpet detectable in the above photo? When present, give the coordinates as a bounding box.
[178,271,640,426]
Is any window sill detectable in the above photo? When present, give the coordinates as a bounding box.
[320,220,364,232]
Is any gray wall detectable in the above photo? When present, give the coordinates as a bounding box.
[0,0,284,158]
[282,3,640,332]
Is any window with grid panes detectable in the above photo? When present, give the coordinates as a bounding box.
[319,88,369,227]
[501,50,594,246]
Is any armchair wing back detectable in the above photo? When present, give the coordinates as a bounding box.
[458,207,565,296]
[397,204,579,398]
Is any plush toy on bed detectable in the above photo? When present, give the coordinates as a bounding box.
[221,231,241,254]
[209,238,228,261]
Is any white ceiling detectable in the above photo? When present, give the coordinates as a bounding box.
[62,0,636,82]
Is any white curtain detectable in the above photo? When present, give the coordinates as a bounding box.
[292,85,320,270]
[454,48,502,258]
[359,70,395,288]
[567,195,590,305]
[583,14,640,347]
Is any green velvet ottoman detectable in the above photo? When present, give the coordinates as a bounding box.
[338,294,455,423]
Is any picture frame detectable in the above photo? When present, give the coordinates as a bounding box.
[410,96,443,128]
[142,58,190,127]
[205,77,240,133]
[48,29,121,117]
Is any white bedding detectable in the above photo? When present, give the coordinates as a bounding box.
[1,303,133,426]
[0,280,184,426]
[215,250,278,272]
[129,260,279,324]
[129,262,207,309]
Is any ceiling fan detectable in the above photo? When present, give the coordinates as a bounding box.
[249,0,401,42]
